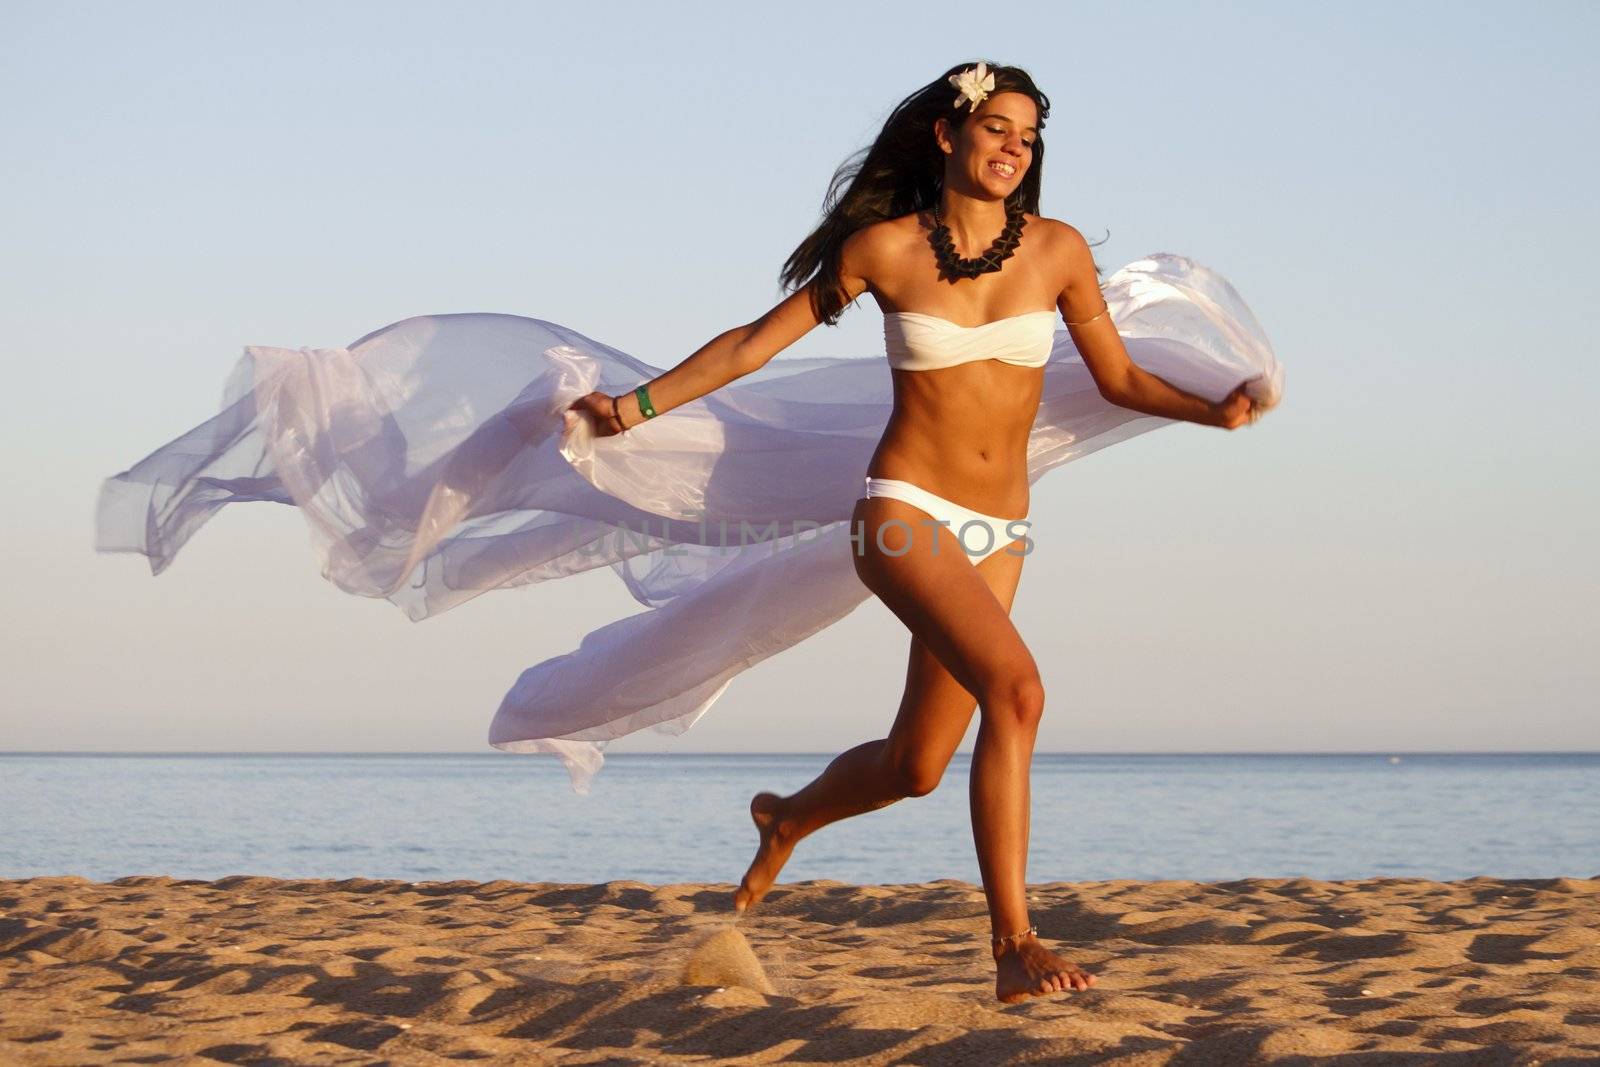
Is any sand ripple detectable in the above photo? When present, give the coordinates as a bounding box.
[2,874,1597,1063]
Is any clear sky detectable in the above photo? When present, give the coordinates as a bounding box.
[3,1,1595,755]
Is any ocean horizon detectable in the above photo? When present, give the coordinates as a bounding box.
[5,752,1596,886]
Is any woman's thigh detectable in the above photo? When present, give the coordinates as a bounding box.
[852,495,1036,718]
[882,524,1028,778]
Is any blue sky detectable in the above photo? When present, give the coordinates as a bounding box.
[2,1,1596,754]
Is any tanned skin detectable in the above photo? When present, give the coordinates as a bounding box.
[569,90,1259,1003]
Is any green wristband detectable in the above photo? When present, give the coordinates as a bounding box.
[634,384,657,419]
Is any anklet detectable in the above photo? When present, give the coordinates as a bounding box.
[991,924,1038,956]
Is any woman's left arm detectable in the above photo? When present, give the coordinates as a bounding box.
[1055,224,1255,430]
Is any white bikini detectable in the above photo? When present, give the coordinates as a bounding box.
[882,308,1058,372]
[861,308,1058,564]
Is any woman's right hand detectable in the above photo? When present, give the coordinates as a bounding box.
[568,391,627,438]
[1210,382,1262,430]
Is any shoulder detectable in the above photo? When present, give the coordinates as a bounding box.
[1029,215,1091,255]
[839,216,915,286]
[844,215,913,260]
[1029,215,1098,283]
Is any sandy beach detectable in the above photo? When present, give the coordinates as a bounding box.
[2,874,1597,1064]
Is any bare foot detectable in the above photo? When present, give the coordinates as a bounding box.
[994,933,1097,1003]
[733,792,798,913]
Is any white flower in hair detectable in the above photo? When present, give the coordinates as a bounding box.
[948,62,996,113]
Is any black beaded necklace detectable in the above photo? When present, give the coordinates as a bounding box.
[928,201,1027,282]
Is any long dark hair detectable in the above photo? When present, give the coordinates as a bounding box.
[781,61,1096,326]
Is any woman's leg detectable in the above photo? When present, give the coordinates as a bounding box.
[734,498,1021,909]
[735,496,1095,1001]
[733,590,1008,910]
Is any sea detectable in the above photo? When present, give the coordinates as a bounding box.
[1,753,1595,885]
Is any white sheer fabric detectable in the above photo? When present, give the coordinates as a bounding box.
[96,253,1283,793]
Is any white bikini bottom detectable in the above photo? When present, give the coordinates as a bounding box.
[859,476,1030,565]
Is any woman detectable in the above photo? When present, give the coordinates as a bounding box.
[97,62,1278,1007]
[564,61,1263,1003]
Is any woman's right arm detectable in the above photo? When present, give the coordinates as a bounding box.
[573,230,874,436]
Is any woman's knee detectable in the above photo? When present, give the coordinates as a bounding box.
[981,671,1046,732]
[883,748,946,798]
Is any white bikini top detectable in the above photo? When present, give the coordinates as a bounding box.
[883,309,1059,372]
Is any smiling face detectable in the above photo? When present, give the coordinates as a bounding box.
[935,91,1039,200]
